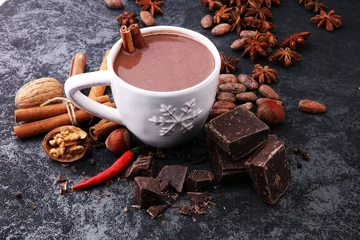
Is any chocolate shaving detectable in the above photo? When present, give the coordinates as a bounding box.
[56,175,68,183]
[178,205,194,215]
[147,204,169,219]
[187,192,209,204]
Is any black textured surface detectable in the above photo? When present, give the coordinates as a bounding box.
[1,0,360,239]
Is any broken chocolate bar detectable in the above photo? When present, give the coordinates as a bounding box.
[208,135,279,182]
[205,106,269,161]
[185,170,214,191]
[125,155,155,178]
[157,165,188,192]
[245,137,290,205]
[134,177,162,209]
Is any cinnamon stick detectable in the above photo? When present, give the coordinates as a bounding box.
[13,102,114,139]
[129,24,147,49]
[120,26,135,53]
[14,95,110,123]
[89,119,121,141]
[88,50,110,99]
[69,52,87,77]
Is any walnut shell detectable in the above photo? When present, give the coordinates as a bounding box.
[15,77,63,109]
[42,126,90,163]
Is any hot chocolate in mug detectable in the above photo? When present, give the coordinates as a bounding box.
[65,26,221,148]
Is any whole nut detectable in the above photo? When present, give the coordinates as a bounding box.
[140,11,155,26]
[256,98,283,106]
[230,38,248,51]
[211,23,231,36]
[239,30,257,39]
[239,102,254,111]
[219,83,246,94]
[216,92,236,103]
[41,126,90,162]
[213,101,236,110]
[218,74,237,85]
[104,0,123,9]
[15,78,63,109]
[237,74,258,90]
[209,108,229,119]
[236,92,257,102]
[201,15,213,29]
[105,128,131,156]
[258,85,280,100]
[298,99,327,113]
[257,100,285,124]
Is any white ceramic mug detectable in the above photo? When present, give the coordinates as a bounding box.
[65,26,220,148]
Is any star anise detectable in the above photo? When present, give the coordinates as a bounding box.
[298,0,310,6]
[257,0,280,8]
[200,0,223,12]
[269,47,301,67]
[228,7,244,34]
[280,32,310,50]
[305,1,326,13]
[263,31,277,46]
[245,1,272,21]
[243,17,275,32]
[116,12,139,27]
[220,52,240,74]
[252,64,277,85]
[310,10,342,32]
[213,6,232,24]
[242,32,269,63]
[136,0,164,16]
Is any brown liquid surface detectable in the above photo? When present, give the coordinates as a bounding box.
[113,34,215,92]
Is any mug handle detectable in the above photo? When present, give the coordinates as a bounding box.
[64,70,123,125]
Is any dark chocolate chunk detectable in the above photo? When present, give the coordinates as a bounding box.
[178,205,194,215]
[157,165,188,192]
[245,138,290,205]
[159,179,170,192]
[187,192,209,204]
[185,170,214,191]
[147,204,169,219]
[125,155,155,179]
[134,177,162,209]
[205,106,269,161]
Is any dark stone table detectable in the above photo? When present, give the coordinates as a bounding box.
[1,0,359,239]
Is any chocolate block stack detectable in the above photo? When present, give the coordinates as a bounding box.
[205,106,290,204]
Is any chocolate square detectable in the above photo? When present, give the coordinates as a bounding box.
[125,155,155,179]
[245,138,290,205]
[205,106,269,161]
[134,177,162,209]
[185,170,214,191]
[156,165,188,192]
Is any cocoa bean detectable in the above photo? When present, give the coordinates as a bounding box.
[201,15,213,29]
[216,92,236,103]
[209,109,229,119]
[239,30,257,39]
[218,74,237,85]
[140,11,155,26]
[237,74,259,90]
[298,99,327,113]
[230,38,248,51]
[256,98,283,106]
[104,0,123,9]
[239,102,254,111]
[236,92,257,103]
[219,83,246,94]
[211,23,231,36]
[213,101,236,110]
[258,85,280,100]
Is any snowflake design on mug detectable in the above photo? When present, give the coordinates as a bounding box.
[148,99,203,136]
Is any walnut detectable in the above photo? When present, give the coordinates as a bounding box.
[42,126,90,162]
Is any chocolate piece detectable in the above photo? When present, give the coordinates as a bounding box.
[185,170,214,191]
[178,205,194,215]
[125,155,155,178]
[187,192,209,204]
[134,177,162,209]
[156,165,188,192]
[208,135,278,182]
[245,138,290,205]
[147,204,169,219]
[205,106,269,161]
[159,179,170,192]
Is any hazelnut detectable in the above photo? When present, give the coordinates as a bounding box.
[256,99,285,124]
[105,128,131,155]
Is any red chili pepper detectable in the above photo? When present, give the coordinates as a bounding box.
[72,147,141,190]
